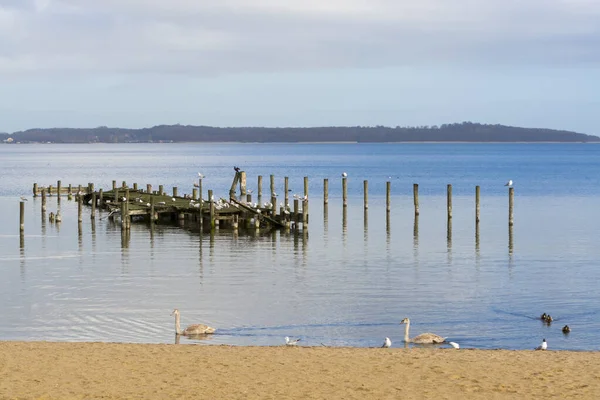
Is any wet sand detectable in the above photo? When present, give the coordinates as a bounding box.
[1,341,599,399]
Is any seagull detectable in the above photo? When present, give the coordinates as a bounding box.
[234,166,241,173]
[342,172,348,177]
[100,209,120,220]
[20,196,28,201]
[449,342,460,349]
[505,180,513,187]
[198,172,205,178]
[535,338,547,351]
[172,198,176,202]
[381,337,392,348]
[285,337,301,346]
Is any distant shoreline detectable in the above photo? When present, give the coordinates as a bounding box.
[2,122,598,143]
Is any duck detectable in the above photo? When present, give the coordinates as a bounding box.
[562,325,571,334]
[544,314,553,323]
[540,313,547,320]
[400,318,446,344]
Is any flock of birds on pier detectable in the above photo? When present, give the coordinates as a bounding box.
[171,309,563,351]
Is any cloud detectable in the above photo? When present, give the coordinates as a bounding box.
[1,0,599,76]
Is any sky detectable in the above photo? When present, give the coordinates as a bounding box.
[0,0,599,134]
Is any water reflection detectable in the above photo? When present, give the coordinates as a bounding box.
[363,209,368,243]
[342,206,348,246]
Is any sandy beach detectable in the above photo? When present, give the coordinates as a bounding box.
[1,342,599,399]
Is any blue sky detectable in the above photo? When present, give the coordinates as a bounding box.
[0,0,599,134]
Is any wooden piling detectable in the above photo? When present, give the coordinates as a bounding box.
[208,190,215,229]
[77,195,82,223]
[20,201,25,232]
[48,185,53,196]
[133,183,138,191]
[386,181,391,213]
[284,177,289,207]
[230,173,240,198]
[246,194,252,203]
[342,177,348,208]
[363,180,368,210]
[303,177,309,222]
[302,199,308,227]
[33,183,38,197]
[240,172,247,196]
[77,184,82,195]
[112,180,116,190]
[293,199,299,225]
[41,189,47,212]
[192,188,198,200]
[68,184,72,196]
[173,187,178,197]
[150,196,155,223]
[125,189,130,229]
[88,183,94,194]
[447,184,452,220]
[271,195,277,217]
[475,185,481,224]
[99,189,103,208]
[270,175,275,196]
[198,178,203,202]
[413,183,419,216]
[159,185,164,196]
[91,193,96,219]
[122,181,127,189]
[509,187,514,226]
[57,180,61,197]
[258,176,263,201]
[146,184,152,194]
[120,200,126,229]
[323,178,329,205]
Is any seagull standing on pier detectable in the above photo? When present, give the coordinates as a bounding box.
[381,337,392,348]
[198,172,205,179]
[234,166,241,173]
[505,180,513,187]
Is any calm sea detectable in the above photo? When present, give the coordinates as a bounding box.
[1,143,600,350]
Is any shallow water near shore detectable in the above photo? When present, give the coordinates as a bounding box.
[1,143,600,350]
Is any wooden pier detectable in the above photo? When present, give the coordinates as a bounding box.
[33,171,304,232]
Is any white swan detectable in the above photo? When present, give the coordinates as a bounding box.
[171,309,215,335]
[400,318,446,344]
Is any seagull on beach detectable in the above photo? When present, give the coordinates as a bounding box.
[535,338,547,351]
[449,342,460,349]
[285,337,301,346]
[504,180,513,187]
[381,337,392,348]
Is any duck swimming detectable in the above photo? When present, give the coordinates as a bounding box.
[562,325,571,334]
